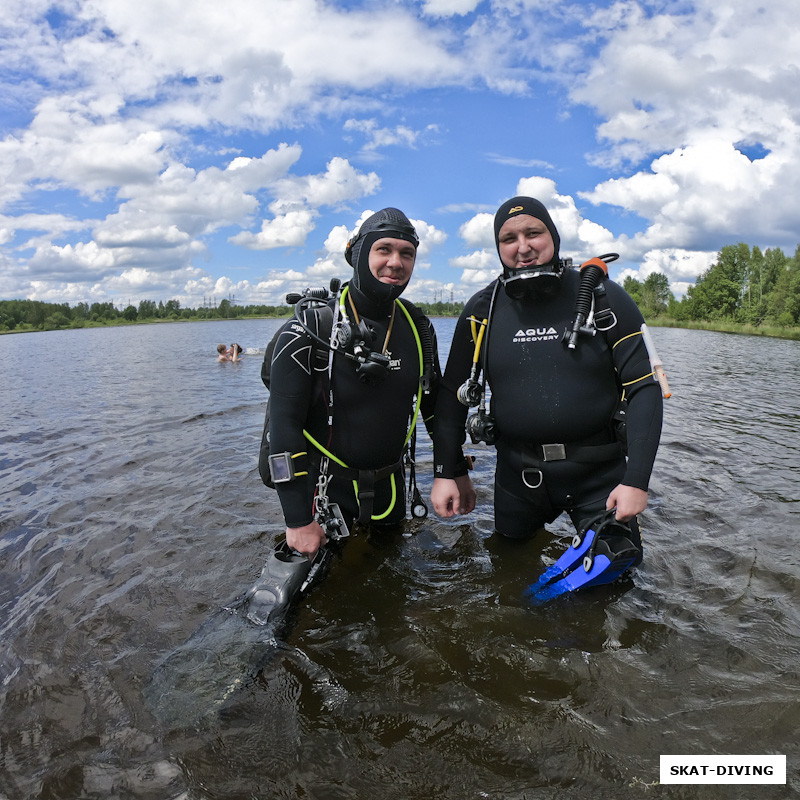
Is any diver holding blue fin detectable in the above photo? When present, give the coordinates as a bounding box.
[524,509,640,604]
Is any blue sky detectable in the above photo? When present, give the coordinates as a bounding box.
[2,0,799,308]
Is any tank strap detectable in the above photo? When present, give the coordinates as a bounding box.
[592,284,618,332]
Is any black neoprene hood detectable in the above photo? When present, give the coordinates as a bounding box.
[345,207,419,307]
[493,196,561,268]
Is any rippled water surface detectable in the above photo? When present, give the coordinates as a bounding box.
[1,320,799,799]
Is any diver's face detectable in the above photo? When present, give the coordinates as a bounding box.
[497,214,555,270]
[368,237,416,286]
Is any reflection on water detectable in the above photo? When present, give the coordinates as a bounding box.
[1,321,799,799]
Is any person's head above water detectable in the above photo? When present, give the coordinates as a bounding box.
[345,208,419,308]
[493,196,563,300]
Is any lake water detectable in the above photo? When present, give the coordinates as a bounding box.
[1,319,799,799]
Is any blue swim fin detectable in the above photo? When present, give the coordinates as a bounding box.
[525,510,640,604]
[523,526,597,597]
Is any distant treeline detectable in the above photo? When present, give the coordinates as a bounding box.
[0,295,467,333]
[3,242,800,334]
[622,242,800,327]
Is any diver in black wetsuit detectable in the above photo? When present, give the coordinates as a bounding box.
[265,207,473,562]
[431,196,663,564]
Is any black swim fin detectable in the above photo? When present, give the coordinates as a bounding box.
[524,510,640,604]
[244,502,349,626]
[244,541,328,626]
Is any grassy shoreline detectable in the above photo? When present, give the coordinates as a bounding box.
[645,316,800,341]
[0,313,293,335]
[3,313,800,341]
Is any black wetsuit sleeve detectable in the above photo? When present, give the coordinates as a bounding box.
[605,283,664,490]
[432,288,493,478]
[267,315,325,529]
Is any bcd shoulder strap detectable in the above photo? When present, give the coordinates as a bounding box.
[591,283,618,337]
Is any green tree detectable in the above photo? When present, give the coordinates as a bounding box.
[685,243,750,320]
[668,294,689,321]
[767,245,800,325]
[122,305,138,321]
[26,301,48,328]
[639,273,671,316]
[138,299,157,318]
[622,276,643,306]
[43,311,71,330]
[90,302,118,320]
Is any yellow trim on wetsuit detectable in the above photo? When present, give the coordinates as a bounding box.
[622,372,656,388]
[302,429,400,520]
[303,291,425,519]
[368,473,397,521]
[612,330,641,348]
[614,330,655,387]
[291,450,308,477]
[302,430,347,466]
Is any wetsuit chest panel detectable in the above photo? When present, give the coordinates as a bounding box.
[486,276,619,443]
[305,312,420,469]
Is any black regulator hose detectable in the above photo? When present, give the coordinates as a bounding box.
[401,300,436,393]
[563,254,618,350]
[418,319,435,393]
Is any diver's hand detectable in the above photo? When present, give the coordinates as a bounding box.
[286,520,327,556]
[606,484,648,522]
[454,474,476,514]
[431,476,473,518]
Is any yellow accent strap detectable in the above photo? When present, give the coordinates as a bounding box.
[612,330,641,349]
[303,430,347,467]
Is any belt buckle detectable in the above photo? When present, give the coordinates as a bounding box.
[541,443,566,461]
